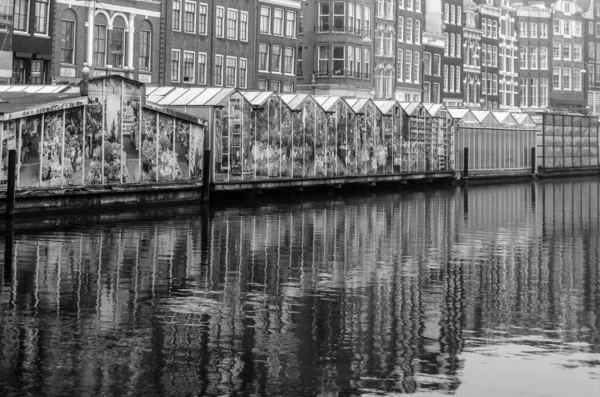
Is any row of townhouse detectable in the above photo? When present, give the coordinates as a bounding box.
[1,0,599,114]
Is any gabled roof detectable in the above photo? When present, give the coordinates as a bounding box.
[512,113,537,126]
[146,87,237,107]
[447,108,479,123]
[400,102,426,116]
[373,100,398,115]
[492,111,519,125]
[313,95,342,113]
[0,92,84,121]
[424,103,447,117]
[280,93,312,111]
[344,98,372,114]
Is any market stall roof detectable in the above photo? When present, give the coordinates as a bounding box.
[512,113,537,126]
[424,103,447,117]
[491,111,519,125]
[146,87,238,107]
[241,91,277,108]
[373,100,398,115]
[471,110,499,126]
[0,92,85,121]
[280,93,312,111]
[0,85,73,94]
[447,108,480,123]
[313,95,343,113]
[400,102,426,117]
[344,98,372,114]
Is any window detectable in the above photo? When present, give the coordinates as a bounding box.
[432,83,440,103]
[272,45,282,73]
[433,54,441,76]
[563,43,571,60]
[397,49,403,81]
[520,78,528,107]
[519,22,527,37]
[492,74,497,95]
[34,0,49,34]
[413,51,420,83]
[171,50,180,82]
[259,43,270,71]
[553,42,561,60]
[274,8,284,35]
[198,53,207,84]
[398,17,404,41]
[520,46,528,69]
[284,47,294,74]
[283,82,294,93]
[355,4,362,32]
[493,20,498,38]
[215,55,223,86]
[423,52,431,75]
[240,11,248,41]
[139,30,151,71]
[258,80,268,90]
[297,47,303,77]
[457,6,461,25]
[364,48,371,78]
[482,18,486,37]
[589,43,595,60]
[590,65,596,87]
[573,69,581,91]
[60,20,75,64]
[93,24,107,67]
[553,67,561,89]
[184,1,196,33]
[451,5,455,25]
[573,44,582,61]
[444,4,449,23]
[444,32,449,56]
[529,46,537,69]
[590,21,594,35]
[456,66,461,93]
[227,9,238,39]
[225,57,236,87]
[111,27,125,68]
[540,47,547,70]
[385,0,393,19]
[405,50,412,82]
[216,7,224,37]
[450,34,455,58]
[564,19,570,36]
[528,78,537,107]
[415,20,421,45]
[333,46,344,75]
[541,23,547,38]
[286,11,296,37]
[540,78,548,107]
[183,52,195,83]
[364,6,371,32]
[563,67,571,90]
[596,22,600,37]
[239,58,247,88]
[347,4,354,31]
[443,65,448,91]
[14,0,29,32]
[355,47,362,77]
[272,81,281,92]
[348,45,354,75]
[553,19,560,35]
[173,1,181,31]
[318,45,329,75]
[199,4,208,34]
[449,65,455,92]
[406,18,413,43]
[529,22,537,38]
[333,2,345,32]
[416,0,421,12]
[575,21,582,36]
[261,6,271,34]
[377,0,384,16]
[456,35,461,57]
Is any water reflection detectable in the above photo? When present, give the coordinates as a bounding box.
[1,179,600,396]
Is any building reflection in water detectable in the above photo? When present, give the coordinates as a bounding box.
[0,179,599,396]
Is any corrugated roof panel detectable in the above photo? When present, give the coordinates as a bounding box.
[0,86,11,92]
[23,86,43,93]
[402,102,421,116]
[145,87,159,95]
[147,95,162,104]
[152,87,176,97]
[156,87,189,106]
[344,98,370,113]
[7,86,27,92]
[170,88,207,106]
[203,88,236,106]
[280,93,309,110]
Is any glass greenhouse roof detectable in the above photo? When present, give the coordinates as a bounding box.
[344,98,371,114]
[373,100,397,115]
[241,91,276,108]
[313,96,342,112]
[0,85,72,94]
[280,93,311,110]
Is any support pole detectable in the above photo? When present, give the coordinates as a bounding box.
[463,147,469,180]
[531,147,536,175]
[202,149,211,202]
[6,149,16,218]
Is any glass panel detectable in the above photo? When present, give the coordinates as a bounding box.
[175,120,190,181]
[315,107,327,177]
[304,101,316,177]
[281,106,293,177]
[64,109,84,186]
[357,113,368,175]
[123,89,141,183]
[19,116,42,188]
[229,97,243,180]
[327,110,336,176]
[268,98,281,177]
[42,111,65,187]
[242,102,256,180]
[141,108,157,182]
[86,99,104,185]
[336,101,349,176]
[158,114,177,182]
[189,123,204,181]
[365,103,376,175]
[1,122,17,188]
[292,108,304,178]
[381,112,393,174]
[255,105,269,178]
[346,108,357,176]
[214,106,229,181]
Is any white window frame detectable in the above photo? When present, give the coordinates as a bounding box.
[273,8,284,36]
[553,67,561,90]
[225,56,237,87]
[227,8,238,40]
[172,0,182,32]
[34,0,50,36]
[284,47,295,75]
[216,6,225,38]
[215,54,224,86]
[198,3,208,35]
[239,58,248,88]
[184,1,196,34]
[260,6,271,34]
[183,51,196,83]
[198,52,207,84]
[286,11,297,38]
[240,11,248,41]
[171,49,181,82]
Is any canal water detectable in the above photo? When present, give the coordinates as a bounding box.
[1,179,599,397]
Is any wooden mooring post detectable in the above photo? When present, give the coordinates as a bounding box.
[202,149,211,202]
[6,149,16,218]
[531,147,536,175]
[463,147,469,181]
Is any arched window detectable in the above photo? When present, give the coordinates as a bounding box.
[93,14,108,67]
[138,20,152,72]
[111,16,127,68]
[60,9,77,64]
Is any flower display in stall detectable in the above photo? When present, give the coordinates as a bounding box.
[42,112,67,186]
[158,114,182,181]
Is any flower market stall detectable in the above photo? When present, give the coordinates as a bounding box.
[280,93,319,178]
[0,76,206,191]
[373,100,405,174]
[424,104,454,172]
[400,102,430,173]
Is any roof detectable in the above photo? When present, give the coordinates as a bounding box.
[400,102,425,116]
[448,108,480,123]
[0,92,84,121]
[491,111,518,125]
[146,87,237,107]
[280,93,312,111]
[313,95,342,113]
[424,103,447,117]
[512,113,537,126]
[373,100,397,115]
[241,91,277,108]
[344,98,372,114]
[0,85,74,94]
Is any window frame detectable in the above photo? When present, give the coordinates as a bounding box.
[239,58,248,88]
[184,1,196,34]
[60,19,76,65]
[240,11,249,41]
[173,0,182,32]
[273,8,284,36]
[171,49,181,83]
[183,51,196,84]
[198,3,208,35]
[34,0,50,36]
[215,54,224,86]
[198,52,207,84]
[138,29,152,72]
[227,8,238,40]
[14,0,29,33]
[260,6,272,34]
[284,47,295,75]
[225,56,237,87]
[286,11,297,38]
[216,6,225,37]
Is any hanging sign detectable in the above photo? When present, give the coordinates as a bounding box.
[31,60,42,78]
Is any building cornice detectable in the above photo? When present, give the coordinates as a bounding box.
[57,0,162,18]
